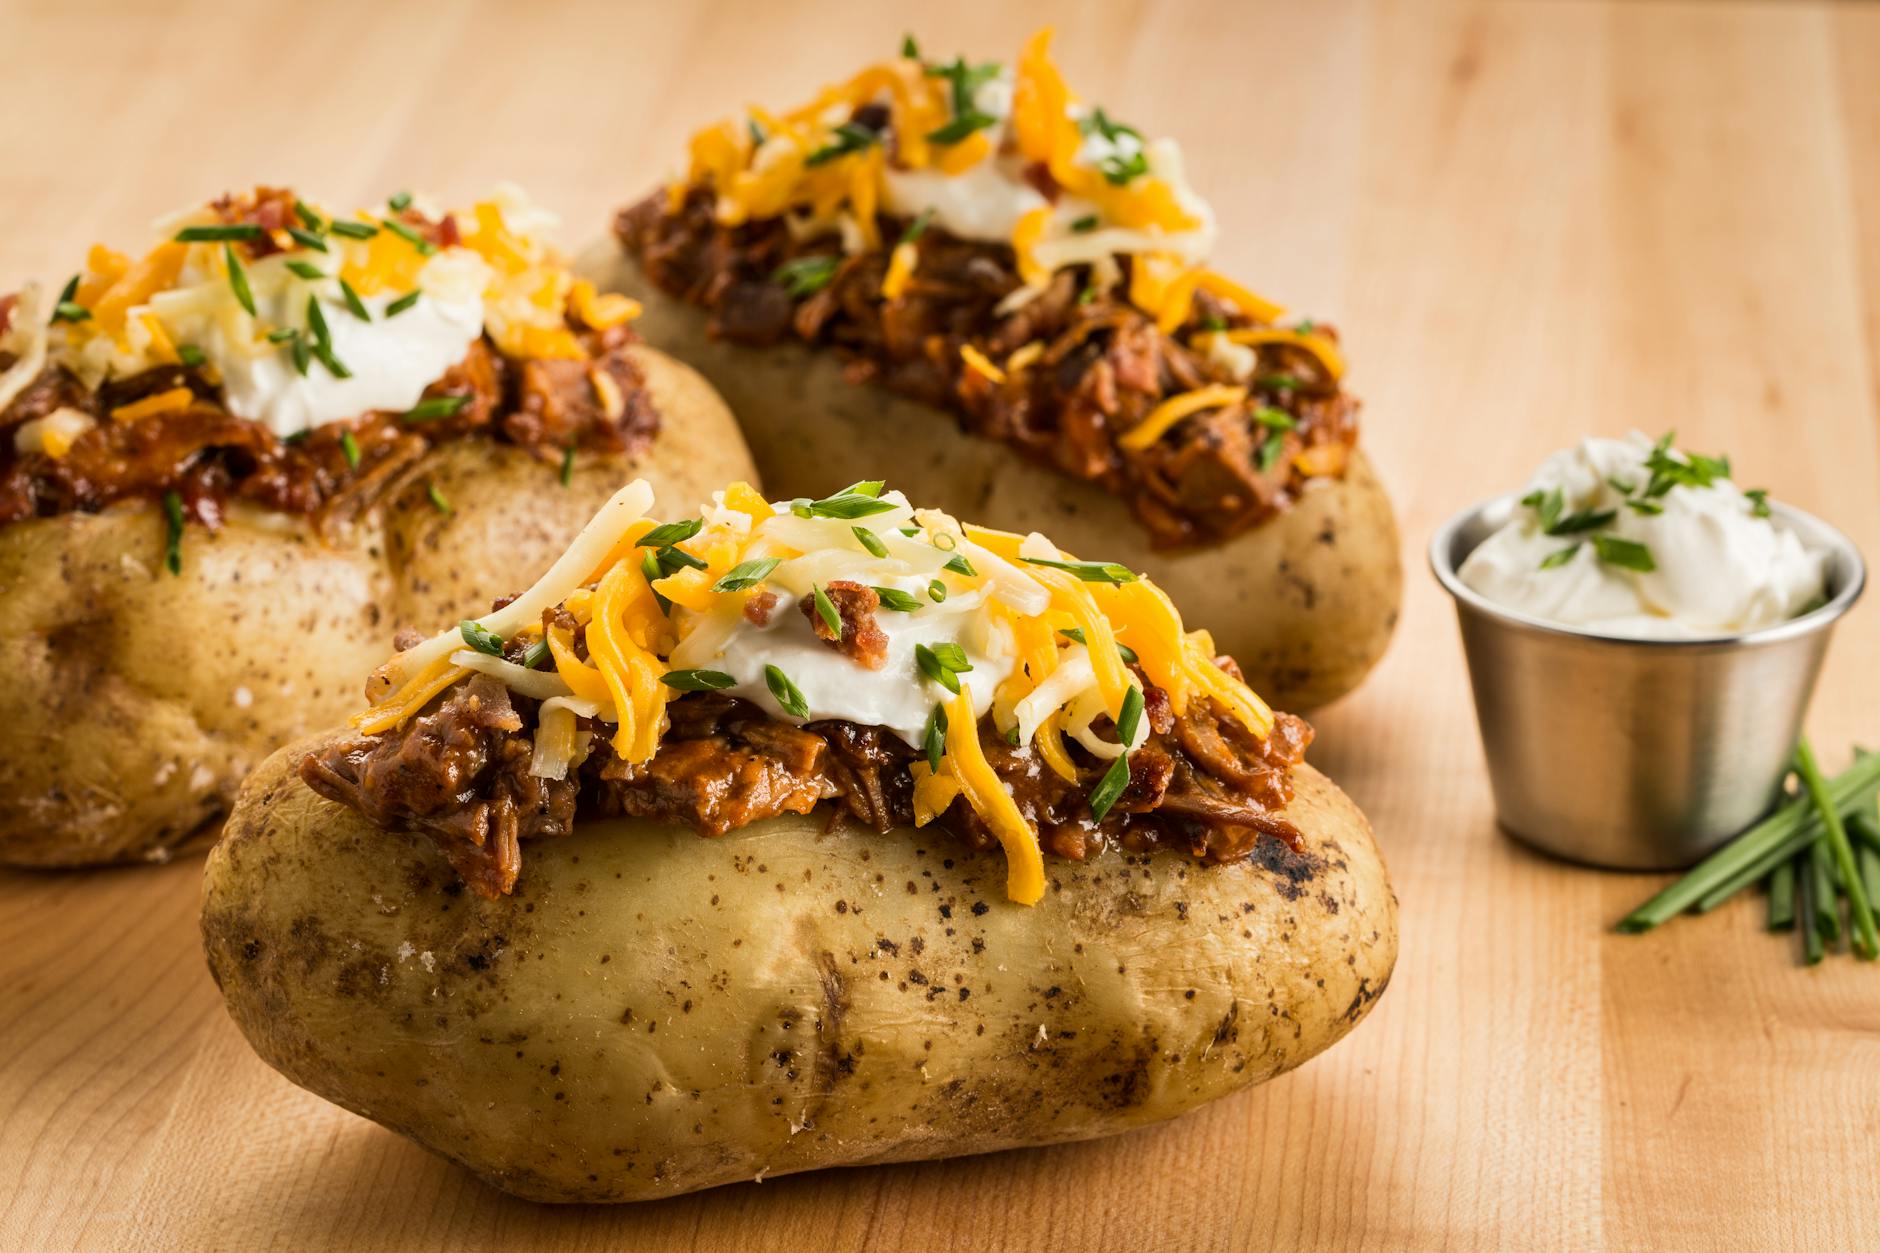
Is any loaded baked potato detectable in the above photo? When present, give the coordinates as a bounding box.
[0,187,753,866]
[600,28,1401,709]
[203,476,1398,1202]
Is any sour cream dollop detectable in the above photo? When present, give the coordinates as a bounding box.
[1459,433,1827,638]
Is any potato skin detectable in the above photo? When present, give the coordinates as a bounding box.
[0,346,753,867]
[582,245,1403,711]
[202,737,1397,1204]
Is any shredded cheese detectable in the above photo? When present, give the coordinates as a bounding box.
[959,343,1006,384]
[1117,384,1247,453]
[1218,327,1346,380]
[943,684,1046,905]
[880,240,918,300]
[109,387,195,424]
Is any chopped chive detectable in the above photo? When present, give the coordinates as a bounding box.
[1021,556,1137,584]
[291,335,312,376]
[898,211,933,246]
[853,526,890,558]
[1549,507,1618,536]
[661,669,738,692]
[286,226,328,253]
[873,585,921,612]
[338,278,371,321]
[747,118,766,148]
[797,490,897,519]
[774,255,842,297]
[901,34,921,59]
[339,429,360,468]
[400,394,470,424]
[1796,737,1878,959]
[1087,753,1132,821]
[1201,314,1228,332]
[641,550,672,614]
[385,290,423,318]
[925,110,998,145]
[1800,853,1825,964]
[266,326,297,343]
[459,620,505,656]
[1767,858,1796,930]
[1257,431,1287,472]
[313,344,351,379]
[812,583,843,637]
[305,295,331,345]
[521,638,550,669]
[381,217,437,255]
[1058,627,1139,665]
[224,244,256,316]
[638,518,703,548]
[805,122,878,167]
[161,490,184,575]
[1809,838,1839,943]
[285,259,327,280]
[1115,685,1145,746]
[1626,499,1664,516]
[928,642,971,671]
[55,274,79,303]
[928,579,947,603]
[942,554,976,577]
[765,664,810,719]
[176,224,264,243]
[1539,543,1581,570]
[839,479,886,497]
[328,220,378,240]
[1071,214,1100,233]
[51,301,91,324]
[1253,406,1296,430]
[1257,373,1301,391]
[176,344,206,368]
[915,642,968,693]
[1745,487,1772,518]
[654,545,708,574]
[387,191,413,213]
[426,482,451,515]
[712,557,781,592]
[923,702,947,773]
[293,200,325,231]
[559,441,575,487]
[1593,534,1655,572]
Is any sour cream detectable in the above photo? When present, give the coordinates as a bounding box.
[882,157,1048,243]
[1459,433,1827,638]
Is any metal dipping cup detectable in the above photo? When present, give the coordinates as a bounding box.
[1430,496,1867,870]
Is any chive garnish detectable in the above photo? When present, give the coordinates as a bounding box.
[805,122,879,167]
[338,278,371,322]
[1115,685,1145,746]
[266,326,297,343]
[381,218,437,255]
[291,335,312,376]
[388,191,413,213]
[873,586,921,612]
[285,260,327,280]
[1087,753,1131,821]
[1258,373,1301,391]
[853,526,890,558]
[1745,488,1772,518]
[923,702,947,772]
[712,557,781,592]
[51,301,90,324]
[1058,627,1139,665]
[765,664,810,719]
[661,669,738,692]
[400,394,470,424]
[294,200,324,231]
[653,546,708,574]
[176,345,206,368]
[286,226,327,252]
[1626,498,1664,516]
[1538,543,1580,570]
[559,442,575,486]
[426,482,451,514]
[795,489,898,519]
[339,429,360,469]
[747,118,766,148]
[641,550,672,614]
[1080,108,1149,185]
[1593,534,1655,572]
[774,255,842,297]
[328,220,378,240]
[224,244,256,316]
[1021,556,1137,584]
[942,554,976,577]
[898,212,933,247]
[638,518,703,548]
[459,620,505,656]
[812,583,842,636]
[1071,214,1100,233]
[1257,431,1287,472]
[1796,737,1878,959]
[928,579,947,602]
[915,642,970,693]
[176,224,264,243]
[1253,406,1296,430]
[901,34,921,59]
[1005,725,1021,746]
[521,638,550,670]
[1201,314,1228,332]
[385,290,422,318]
[926,110,998,145]
[840,479,886,497]
[161,490,184,575]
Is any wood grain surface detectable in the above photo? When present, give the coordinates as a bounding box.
[3,1,1878,1248]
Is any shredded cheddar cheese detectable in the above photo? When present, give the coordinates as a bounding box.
[109,387,195,424]
[944,684,1046,905]
[959,343,1006,384]
[1117,384,1248,453]
[1218,327,1346,380]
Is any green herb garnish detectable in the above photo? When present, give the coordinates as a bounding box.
[327,220,378,240]
[1087,753,1131,821]
[747,118,766,148]
[521,639,550,670]
[51,300,91,324]
[224,244,257,316]
[942,553,976,577]
[765,664,810,719]
[1022,556,1137,584]
[873,585,922,612]
[928,579,947,603]
[400,394,470,424]
[304,297,350,378]
[1253,407,1296,430]
[339,429,360,469]
[175,224,263,243]
[774,255,842,297]
[812,583,843,636]
[1058,627,1139,665]
[652,546,707,574]
[426,482,451,515]
[923,702,947,772]
[286,227,327,253]
[661,669,738,692]
[285,259,327,280]
[559,441,575,487]
[839,478,886,497]
[293,200,324,231]
[806,122,878,167]
[901,34,921,59]
[459,620,504,656]
[915,642,971,693]
[641,550,672,613]
[713,557,781,592]
[387,191,413,213]
[926,110,998,145]
[853,526,890,558]
[176,345,206,368]
[161,490,185,575]
[897,212,933,247]
[795,489,898,519]
[1071,214,1100,233]
[1745,488,1772,518]
[381,217,436,255]
[1538,543,1580,570]
[1115,684,1145,746]
[385,290,422,318]
[1626,498,1664,516]
[1257,431,1287,472]
[638,517,704,548]
[1593,534,1655,572]
[338,278,371,322]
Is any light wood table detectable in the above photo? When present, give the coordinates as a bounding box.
[3,1,1877,1248]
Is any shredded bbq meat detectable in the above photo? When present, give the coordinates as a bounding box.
[301,663,1312,899]
[0,194,659,529]
[617,186,1360,549]
[798,579,889,669]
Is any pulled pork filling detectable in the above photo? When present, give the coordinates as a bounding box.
[618,187,1358,549]
[0,196,658,529]
[301,655,1312,900]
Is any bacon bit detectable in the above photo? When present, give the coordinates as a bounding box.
[743,588,779,626]
[798,581,889,669]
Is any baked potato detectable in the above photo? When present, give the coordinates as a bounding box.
[0,189,755,866]
[599,28,1402,709]
[202,476,1397,1202]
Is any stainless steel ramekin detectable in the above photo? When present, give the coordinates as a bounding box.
[1430,495,1867,869]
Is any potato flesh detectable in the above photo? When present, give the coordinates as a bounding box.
[579,244,1404,712]
[202,741,1397,1204]
[0,346,754,865]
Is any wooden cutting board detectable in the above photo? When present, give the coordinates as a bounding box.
[3,1,1877,1248]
